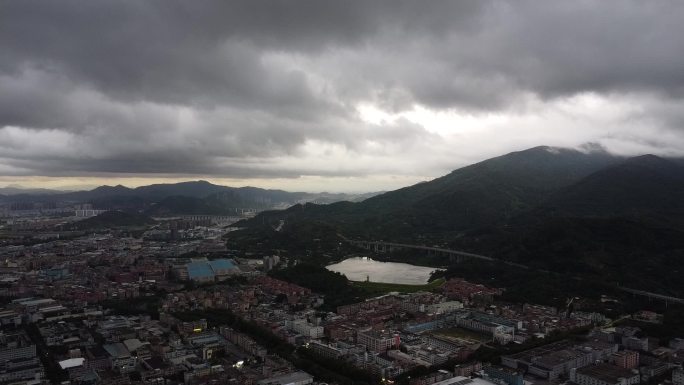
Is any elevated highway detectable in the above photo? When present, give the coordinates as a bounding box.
[345,238,529,269]
[344,236,684,305]
[618,286,684,305]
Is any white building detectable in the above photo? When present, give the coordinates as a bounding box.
[428,301,464,314]
[289,319,324,339]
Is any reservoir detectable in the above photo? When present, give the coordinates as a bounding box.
[326,257,442,285]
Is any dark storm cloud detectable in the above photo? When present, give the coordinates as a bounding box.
[0,0,493,121]
[310,1,684,109]
[493,1,684,98]
[1,0,684,179]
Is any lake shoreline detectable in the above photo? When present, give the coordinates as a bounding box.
[326,256,445,285]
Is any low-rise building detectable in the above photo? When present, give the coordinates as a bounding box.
[673,368,684,385]
[483,366,524,385]
[502,340,617,381]
[611,350,639,369]
[0,330,44,383]
[357,330,399,353]
[456,312,517,344]
[103,342,137,373]
[571,364,640,385]
[307,341,347,360]
[257,370,314,385]
[0,330,37,362]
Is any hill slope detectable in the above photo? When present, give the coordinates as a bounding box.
[234,149,684,295]
[66,211,157,230]
[243,146,622,238]
[543,154,684,221]
[446,155,684,295]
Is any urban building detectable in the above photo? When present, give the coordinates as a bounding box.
[611,350,639,369]
[0,330,44,383]
[570,364,640,385]
[357,330,399,353]
[257,370,314,385]
[184,259,240,282]
[483,366,524,385]
[673,368,684,385]
[502,340,618,381]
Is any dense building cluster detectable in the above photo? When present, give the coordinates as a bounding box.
[0,211,683,385]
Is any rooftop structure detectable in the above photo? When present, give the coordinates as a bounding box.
[186,259,239,282]
[256,370,314,385]
[501,339,617,381]
[432,376,499,385]
[0,330,36,362]
[207,258,235,271]
[103,342,131,359]
[571,363,640,385]
[187,262,214,281]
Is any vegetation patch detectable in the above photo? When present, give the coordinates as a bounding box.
[351,278,445,296]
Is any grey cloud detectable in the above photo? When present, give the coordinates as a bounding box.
[2,0,684,181]
[3,1,684,108]
[319,1,684,110]
[0,0,485,108]
[495,1,684,98]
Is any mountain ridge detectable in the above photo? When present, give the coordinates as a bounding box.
[538,153,684,222]
[0,180,381,215]
[231,147,684,296]
[241,145,626,237]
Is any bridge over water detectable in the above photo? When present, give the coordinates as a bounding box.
[344,237,684,305]
[618,286,684,305]
[152,215,244,225]
[345,239,529,269]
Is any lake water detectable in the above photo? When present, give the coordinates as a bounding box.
[326,257,442,285]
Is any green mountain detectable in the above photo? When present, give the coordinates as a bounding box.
[235,148,684,296]
[364,145,620,231]
[66,210,157,230]
[542,154,684,222]
[133,180,229,198]
[442,154,684,295]
[243,146,622,238]
[144,196,221,216]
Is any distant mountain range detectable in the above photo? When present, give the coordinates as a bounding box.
[237,145,684,296]
[0,185,65,195]
[0,180,381,214]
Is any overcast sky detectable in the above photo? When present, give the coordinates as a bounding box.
[2,1,684,192]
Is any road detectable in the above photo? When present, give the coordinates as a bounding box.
[343,235,684,305]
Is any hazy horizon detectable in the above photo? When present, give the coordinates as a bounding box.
[0,142,679,194]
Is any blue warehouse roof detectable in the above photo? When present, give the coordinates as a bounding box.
[208,259,235,272]
[187,262,215,279]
